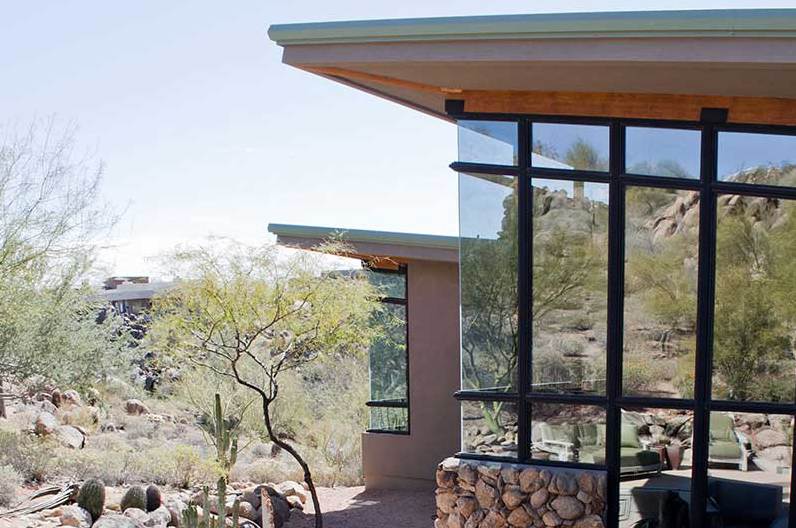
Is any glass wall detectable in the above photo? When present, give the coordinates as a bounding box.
[454,118,796,528]
[366,268,408,433]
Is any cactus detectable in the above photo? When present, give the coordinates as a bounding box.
[120,485,147,512]
[181,480,243,528]
[211,393,238,481]
[145,484,162,512]
[77,478,105,522]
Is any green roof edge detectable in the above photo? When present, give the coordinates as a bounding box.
[268,9,796,45]
[268,223,459,250]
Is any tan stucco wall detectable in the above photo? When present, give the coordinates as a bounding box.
[362,259,460,490]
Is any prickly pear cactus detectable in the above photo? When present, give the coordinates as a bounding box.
[120,485,147,512]
[77,478,106,522]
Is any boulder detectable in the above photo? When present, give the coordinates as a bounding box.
[475,479,498,509]
[456,496,478,518]
[59,505,92,527]
[145,506,171,527]
[164,499,187,527]
[507,506,532,527]
[55,425,86,449]
[38,400,58,415]
[93,514,144,528]
[500,485,524,509]
[125,399,150,415]
[436,490,457,514]
[275,480,307,504]
[574,515,606,528]
[238,501,257,520]
[754,428,787,449]
[62,390,82,406]
[34,411,58,435]
[123,508,148,524]
[480,510,507,528]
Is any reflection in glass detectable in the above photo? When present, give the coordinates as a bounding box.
[530,403,606,463]
[532,123,609,171]
[366,269,405,299]
[531,179,609,394]
[718,132,796,187]
[369,406,408,432]
[619,408,693,527]
[458,120,518,166]
[369,303,407,402]
[459,173,518,392]
[626,127,701,179]
[623,187,699,398]
[712,195,796,402]
[461,400,518,456]
[706,413,791,526]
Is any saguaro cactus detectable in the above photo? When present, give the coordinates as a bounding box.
[211,393,238,481]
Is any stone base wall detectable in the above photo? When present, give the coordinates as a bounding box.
[435,457,606,528]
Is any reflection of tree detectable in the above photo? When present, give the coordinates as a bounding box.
[368,303,407,401]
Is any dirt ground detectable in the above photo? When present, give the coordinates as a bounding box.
[284,486,435,528]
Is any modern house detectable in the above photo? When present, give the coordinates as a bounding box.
[269,9,796,527]
[96,277,176,315]
[268,223,460,489]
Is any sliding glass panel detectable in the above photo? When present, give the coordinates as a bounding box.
[530,403,606,464]
[459,172,518,392]
[712,194,796,403]
[626,127,701,179]
[461,400,518,457]
[704,412,791,526]
[369,406,408,432]
[619,407,694,527]
[458,120,518,166]
[623,187,699,398]
[531,179,609,394]
[532,123,610,172]
[718,131,796,187]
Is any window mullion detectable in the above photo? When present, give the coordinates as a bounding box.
[517,117,532,462]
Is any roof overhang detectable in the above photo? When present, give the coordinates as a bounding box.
[268,223,458,267]
[269,9,796,124]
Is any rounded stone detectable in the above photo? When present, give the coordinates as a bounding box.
[476,479,499,509]
[530,488,549,509]
[519,468,540,493]
[456,496,478,518]
[542,511,562,527]
[501,485,525,509]
[550,496,585,521]
[507,507,532,527]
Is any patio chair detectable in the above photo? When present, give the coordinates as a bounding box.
[531,422,577,461]
[708,413,750,472]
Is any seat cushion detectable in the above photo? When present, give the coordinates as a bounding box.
[710,413,737,443]
[710,441,742,459]
[620,447,661,469]
[620,422,641,448]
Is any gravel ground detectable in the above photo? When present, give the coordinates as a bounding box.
[284,486,435,528]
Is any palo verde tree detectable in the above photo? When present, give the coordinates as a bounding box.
[0,119,121,418]
[150,242,379,528]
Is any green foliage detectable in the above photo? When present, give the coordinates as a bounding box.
[120,485,147,512]
[77,478,106,521]
[0,426,57,482]
[181,479,242,528]
[564,138,608,171]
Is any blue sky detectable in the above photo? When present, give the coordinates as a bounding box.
[1,1,793,276]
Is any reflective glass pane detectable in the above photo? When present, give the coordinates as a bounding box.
[705,412,791,526]
[458,120,518,166]
[718,131,796,187]
[623,187,699,398]
[459,172,518,392]
[369,303,407,402]
[461,400,518,457]
[712,195,796,403]
[367,269,405,299]
[369,406,408,432]
[530,403,606,464]
[532,123,610,171]
[619,408,694,527]
[531,179,609,394]
[626,127,701,179]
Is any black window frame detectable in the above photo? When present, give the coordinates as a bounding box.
[365,264,411,435]
[450,110,796,528]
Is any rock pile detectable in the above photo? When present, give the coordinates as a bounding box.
[435,458,606,528]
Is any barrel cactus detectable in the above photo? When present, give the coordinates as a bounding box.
[77,478,105,522]
[120,485,147,512]
[146,484,162,512]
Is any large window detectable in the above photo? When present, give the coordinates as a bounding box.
[454,118,796,528]
[366,267,409,433]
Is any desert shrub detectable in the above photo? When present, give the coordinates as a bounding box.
[230,458,300,485]
[0,464,21,508]
[0,427,56,482]
[623,353,669,395]
[58,406,100,432]
[674,350,696,399]
[55,438,136,485]
[132,444,218,488]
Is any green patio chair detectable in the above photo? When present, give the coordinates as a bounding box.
[708,413,750,472]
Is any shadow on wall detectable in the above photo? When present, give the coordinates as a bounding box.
[284,487,435,528]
